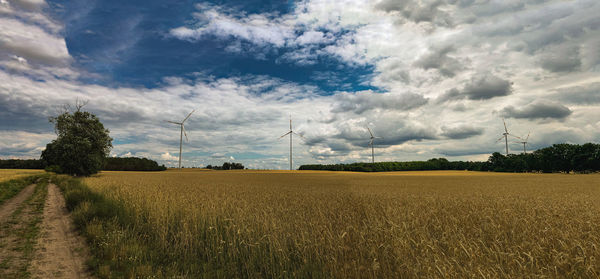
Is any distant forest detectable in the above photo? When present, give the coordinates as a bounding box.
[103,157,167,171]
[300,143,600,173]
[2,143,599,173]
[206,162,245,170]
[0,157,166,171]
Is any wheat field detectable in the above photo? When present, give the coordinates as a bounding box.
[80,170,600,278]
[0,169,43,183]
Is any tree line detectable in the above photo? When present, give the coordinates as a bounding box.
[299,158,488,172]
[487,143,600,173]
[103,157,167,171]
[206,162,245,170]
[0,159,45,169]
[300,143,600,173]
[0,157,167,172]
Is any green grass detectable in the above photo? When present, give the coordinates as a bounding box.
[0,175,46,205]
[0,177,48,278]
[53,175,158,278]
[18,181,49,277]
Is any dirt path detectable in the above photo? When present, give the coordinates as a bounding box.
[0,183,45,278]
[0,184,36,222]
[30,183,92,279]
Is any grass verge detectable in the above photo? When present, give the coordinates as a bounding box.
[0,174,46,205]
[0,177,48,278]
[53,175,167,278]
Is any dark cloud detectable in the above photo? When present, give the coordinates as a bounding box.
[303,135,327,146]
[413,45,463,77]
[11,0,47,11]
[0,145,41,156]
[438,148,493,157]
[0,94,55,132]
[538,45,581,72]
[440,125,484,139]
[332,91,428,114]
[500,101,572,120]
[528,129,586,149]
[372,131,437,147]
[437,73,512,103]
[471,1,599,62]
[462,73,512,100]
[436,88,460,103]
[375,59,410,84]
[552,82,600,104]
[469,1,525,17]
[326,141,355,153]
[332,121,437,148]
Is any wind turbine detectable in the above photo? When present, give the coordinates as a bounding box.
[278,116,303,170]
[367,126,382,163]
[166,109,195,169]
[496,118,518,155]
[514,132,530,153]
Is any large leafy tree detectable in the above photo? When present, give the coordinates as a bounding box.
[41,104,112,176]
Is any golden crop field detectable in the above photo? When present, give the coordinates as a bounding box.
[82,170,600,278]
[0,169,44,183]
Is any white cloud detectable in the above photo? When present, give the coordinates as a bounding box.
[160,152,178,161]
[170,6,295,48]
[295,31,328,45]
[2,0,600,169]
[0,17,70,65]
[0,131,55,158]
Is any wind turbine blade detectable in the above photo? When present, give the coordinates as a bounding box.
[166,120,181,125]
[525,132,530,141]
[278,131,292,139]
[496,136,505,142]
[375,136,383,139]
[369,139,374,146]
[292,131,305,139]
[508,134,522,139]
[367,127,374,137]
[182,109,195,123]
[503,118,508,133]
[182,125,189,142]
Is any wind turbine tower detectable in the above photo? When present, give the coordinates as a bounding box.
[496,118,517,155]
[515,132,530,153]
[279,116,303,170]
[167,109,195,169]
[367,126,382,163]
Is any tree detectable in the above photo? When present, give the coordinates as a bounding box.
[41,103,112,176]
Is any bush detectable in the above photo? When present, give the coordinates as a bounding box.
[45,165,62,173]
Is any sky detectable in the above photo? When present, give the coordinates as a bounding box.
[1,0,599,169]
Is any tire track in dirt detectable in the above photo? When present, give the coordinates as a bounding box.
[30,183,92,279]
[0,184,36,222]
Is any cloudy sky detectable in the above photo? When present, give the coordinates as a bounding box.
[1,0,599,169]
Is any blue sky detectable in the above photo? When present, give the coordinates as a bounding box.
[1,0,599,169]
[52,0,375,92]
